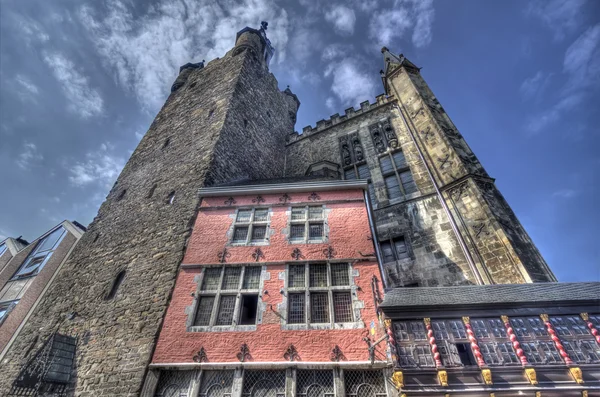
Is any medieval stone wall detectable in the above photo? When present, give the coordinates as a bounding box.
[0,35,297,396]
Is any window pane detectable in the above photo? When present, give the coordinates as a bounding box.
[288,265,305,288]
[357,164,370,179]
[449,320,467,339]
[222,267,241,290]
[242,267,261,289]
[236,210,252,223]
[411,322,427,340]
[233,227,248,242]
[239,295,258,325]
[379,156,394,174]
[216,296,236,325]
[472,320,489,339]
[251,226,267,241]
[393,322,410,341]
[35,227,65,253]
[432,322,450,340]
[290,224,305,240]
[488,319,507,337]
[385,175,402,199]
[380,241,395,263]
[194,296,215,326]
[393,237,409,260]
[14,255,46,278]
[331,264,350,286]
[400,171,418,194]
[333,292,353,322]
[254,209,268,222]
[309,264,328,287]
[310,293,329,323]
[344,169,357,180]
[288,293,305,324]
[308,223,324,239]
[308,207,323,220]
[291,207,306,221]
[392,151,407,169]
[201,268,221,291]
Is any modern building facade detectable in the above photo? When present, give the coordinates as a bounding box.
[0,22,596,397]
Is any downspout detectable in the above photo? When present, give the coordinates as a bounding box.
[390,98,485,285]
[363,189,388,289]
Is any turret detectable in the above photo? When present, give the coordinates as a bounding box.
[233,21,275,69]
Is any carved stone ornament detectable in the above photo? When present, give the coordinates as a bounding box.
[437,370,448,387]
[390,370,404,389]
[237,343,251,362]
[525,367,538,385]
[481,368,493,385]
[251,247,265,262]
[382,119,398,149]
[283,344,300,361]
[339,135,353,166]
[449,182,469,200]
[330,345,345,362]
[351,132,365,162]
[569,367,584,384]
[421,126,434,141]
[472,222,490,239]
[438,154,451,170]
[224,197,236,206]
[217,248,230,263]
[193,347,208,363]
[370,124,387,154]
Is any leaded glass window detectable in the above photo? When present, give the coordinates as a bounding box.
[155,370,194,397]
[232,208,270,245]
[289,206,326,243]
[393,321,434,368]
[297,370,334,397]
[242,370,285,397]
[471,318,518,366]
[379,150,418,201]
[380,236,410,264]
[344,370,387,397]
[198,370,234,397]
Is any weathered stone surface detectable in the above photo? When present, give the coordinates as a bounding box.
[0,30,298,396]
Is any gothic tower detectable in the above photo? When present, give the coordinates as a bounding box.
[283,48,556,288]
[0,24,298,395]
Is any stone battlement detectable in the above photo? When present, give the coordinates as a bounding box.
[287,93,395,144]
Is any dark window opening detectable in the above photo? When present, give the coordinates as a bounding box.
[163,137,170,148]
[239,295,258,325]
[166,191,175,204]
[117,189,126,201]
[147,184,157,198]
[380,236,410,263]
[267,111,271,118]
[244,119,248,128]
[208,108,215,118]
[105,270,126,300]
[93,233,100,243]
[456,343,477,366]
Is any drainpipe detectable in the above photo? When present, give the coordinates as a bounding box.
[390,100,485,286]
[363,189,388,289]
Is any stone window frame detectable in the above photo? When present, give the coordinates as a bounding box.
[342,162,377,206]
[229,208,271,246]
[279,262,364,331]
[549,315,600,364]
[509,317,563,365]
[392,320,434,368]
[187,265,266,332]
[287,205,328,244]
[470,318,520,366]
[377,149,418,204]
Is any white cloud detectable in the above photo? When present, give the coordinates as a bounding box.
[14,74,40,102]
[322,43,353,62]
[16,15,50,44]
[79,0,290,113]
[325,97,336,112]
[563,23,600,90]
[289,26,323,64]
[526,0,587,41]
[16,142,44,170]
[368,0,435,48]
[324,5,356,36]
[42,52,104,118]
[519,71,552,101]
[552,189,578,199]
[326,59,377,107]
[69,143,125,188]
[526,93,583,133]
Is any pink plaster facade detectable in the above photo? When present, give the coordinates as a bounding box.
[152,187,386,364]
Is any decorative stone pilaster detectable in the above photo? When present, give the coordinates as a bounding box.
[540,314,573,365]
[500,315,529,366]
[462,316,486,367]
[580,313,600,344]
[424,318,442,367]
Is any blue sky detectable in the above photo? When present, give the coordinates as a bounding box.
[0,0,598,282]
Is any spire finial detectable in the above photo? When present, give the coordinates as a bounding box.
[260,21,268,31]
[381,46,389,53]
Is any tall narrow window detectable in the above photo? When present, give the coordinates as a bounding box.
[510,317,562,364]
[286,263,354,326]
[380,236,410,264]
[471,318,519,366]
[11,227,66,280]
[105,270,126,300]
[232,208,270,245]
[193,266,261,328]
[379,150,418,201]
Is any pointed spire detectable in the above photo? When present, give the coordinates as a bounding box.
[380,47,420,94]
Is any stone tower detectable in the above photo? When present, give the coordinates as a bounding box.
[0,24,298,395]
[284,48,556,287]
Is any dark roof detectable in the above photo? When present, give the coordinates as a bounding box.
[211,175,338,188]
[380,282,600,310]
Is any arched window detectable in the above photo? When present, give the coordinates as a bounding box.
[105,270,126,300]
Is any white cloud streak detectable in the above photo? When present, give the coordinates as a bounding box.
[14,74,40,103]
[519,71,552,101]
[324,5,356,36]
[42,52,104,118]
[69,143,125,188]
[368,0,435,48]
[526,0,588,41]
[16,142,44,170]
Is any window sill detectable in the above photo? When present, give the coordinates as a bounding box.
[188,324,258,333]
[282,321,364,331]
[228,241,270,247]
[287,239,328,245]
